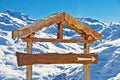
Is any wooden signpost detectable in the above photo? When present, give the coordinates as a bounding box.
[12,12,102,80]
[16,52,98,66]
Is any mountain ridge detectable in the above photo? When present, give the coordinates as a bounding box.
[0,10,120,80]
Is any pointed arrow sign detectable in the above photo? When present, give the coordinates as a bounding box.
[77,56,96,62]
[16,52,98,66]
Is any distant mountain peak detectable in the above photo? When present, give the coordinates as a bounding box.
[110,22,120,26]
[5,10,24,18]
[77,17,108,27]
[4,10,36,22]
[0,10,36,31]
[79,17,99,23]
[0,11,120,80]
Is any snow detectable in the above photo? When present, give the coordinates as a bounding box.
[108,73,120,80]
[113,73,120,80]
[0,10,120,80]
[6,13,27,25]
[104,38,120,46]
[0,22,13,26]
[114,48,120,54]
[110,22,120,26]
[0,13,3,17]
[0,65,25,80]
[9,16,27,25]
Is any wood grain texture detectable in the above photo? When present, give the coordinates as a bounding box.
[16,52,98,66]
[12,12,102,41]
[21,38,95,43]
[83,34,90,80]
[26,42,32,80]
[57,22,63,39]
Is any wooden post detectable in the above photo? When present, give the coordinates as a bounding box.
[84,44,90,80]
[57,22,63,39]
[83,34,90,80]
[26,42,32,80]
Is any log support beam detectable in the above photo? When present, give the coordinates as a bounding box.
[22,38,94,43]
[26,33,34,80]
[26,42,32,80]
[83,34,90,80]
[57,22,63,39]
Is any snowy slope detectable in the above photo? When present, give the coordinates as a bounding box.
[0,10,120,80]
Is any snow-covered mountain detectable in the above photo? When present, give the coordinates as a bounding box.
[0,10,120,80]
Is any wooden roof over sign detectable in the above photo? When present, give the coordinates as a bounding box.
[12,12,102,41]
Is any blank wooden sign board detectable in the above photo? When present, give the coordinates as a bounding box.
[16,52,98,66]
[12,12,102,80]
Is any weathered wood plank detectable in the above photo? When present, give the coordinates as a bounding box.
[26,42,32,80]
[21,38,95,43]
[83,34,90,80]
[12,12,65,39]
[64,13,102,41]
[12,12,102,41]
[57,22,63,39]
[16,52,98,66]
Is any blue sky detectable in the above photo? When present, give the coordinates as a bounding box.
[0,0,120,23]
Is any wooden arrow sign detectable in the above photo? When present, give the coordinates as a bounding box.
[16,52,98,66]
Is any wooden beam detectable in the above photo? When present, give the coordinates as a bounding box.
[12,12,65,39]
[12,12,102,41]
[22,38,94,43]
[84,64,90,80]
[84,43,90,80]
[16,52,98,66]
[83,34,90,80]
[64,13,102,41]
[57,22,63,39]
[26,42,32,80]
